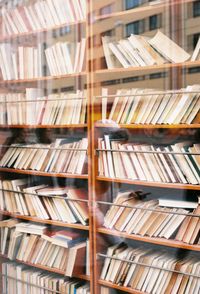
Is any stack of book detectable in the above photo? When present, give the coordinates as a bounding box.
[2,262,90,294]
[2,0,87,36]
[0,220,87,276]
[0,181,89,225]
[98,135,200,185]
[100,85,200,125]
[0,89,87,125]
[101,243,200,292]
[103,191,200,244]
[0,40,86,80]
[102,30,200,69]
[0,43,43,80]
[45,39,86,75]
[0,138,88,174]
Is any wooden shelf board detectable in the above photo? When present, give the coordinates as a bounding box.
[95,123,200,129]
[95,0,193,20]
[98,228,200,251]
[0,124,87,129]
[0,254,90,281]
[0,210,89,231]
[97,176,200,190]
[0,72,86,84]
[98,280,143,294]
[0,20,86,42]
[0,168,88,179]
[95,61,200,76]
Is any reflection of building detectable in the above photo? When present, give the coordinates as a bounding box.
[91,0,200,91]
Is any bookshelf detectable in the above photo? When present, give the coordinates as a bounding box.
[1,0,200,293]
[0,0,92,293]
[91,0,200,293]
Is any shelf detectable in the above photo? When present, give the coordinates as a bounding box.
[0,72,86,84]
[98,280,143,294]
[97,176,200,190]
[98,228,200,252]
[0,254,90,281]
[0,20,85,42]
[0,168,88,179]
[0,210,89,231]
[0,124,87,129]
[94,61,200,76]
[95,123,200,129]
[95,0,192,21]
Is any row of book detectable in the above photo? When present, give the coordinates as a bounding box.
[2,0,86,36]
[0,89,87,125]
[45,39,86,76]
[101,85,200,125]
[0,138,88,174]
[101,243,200,293]
[104,191,200,244]
[0,181,88,225]
[2,263,90,294]
[102,30,200,69]
[0,40,86,80]
[0,219,88,276]
[98,136,200,185]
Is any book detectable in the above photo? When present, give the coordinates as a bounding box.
[100,86,200,125]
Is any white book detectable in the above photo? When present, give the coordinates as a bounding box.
[27,6,41,30]
[128,34,156,66]
[18,47,24,80]
[159,198,197,209]
[73,42,81,73]
[133,145,154,181]
[126,91,143,124]
[42,1,55,27]
[102,88,108,121]
[155,147,177,183]
[64,0,76,22]
[145,94,163,124]
[117,41,139,66]
[23,6,36,31]
[168,85,200,124]
[120,89,137,124]
[127,145,146,180]
[102,36,118,69]
[164,146,187,183]
[119,144,137,179]
[171,143,199,184]
[109,42,131,68]
[5,10,18,34]
[78,38,86,72]
[149,30,190,63]
[53,0,66,24]
[46,0,60,26]
[13,8,28,33]
[108,89,122,121]
[73,0,83,21]
[151,94,171,124]
[34,2,47,29]
[104,136,115,178]
[60,43,74,74]
[0,44,13,80]
[116,90,130,123]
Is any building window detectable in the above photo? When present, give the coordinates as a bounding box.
[101,29,115,38]
[193,33,200,49]
[193,1,200,17]
[99,4,113,16]
[149,15,161,30]
[126,20,144,36]
[125,0,140,10]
